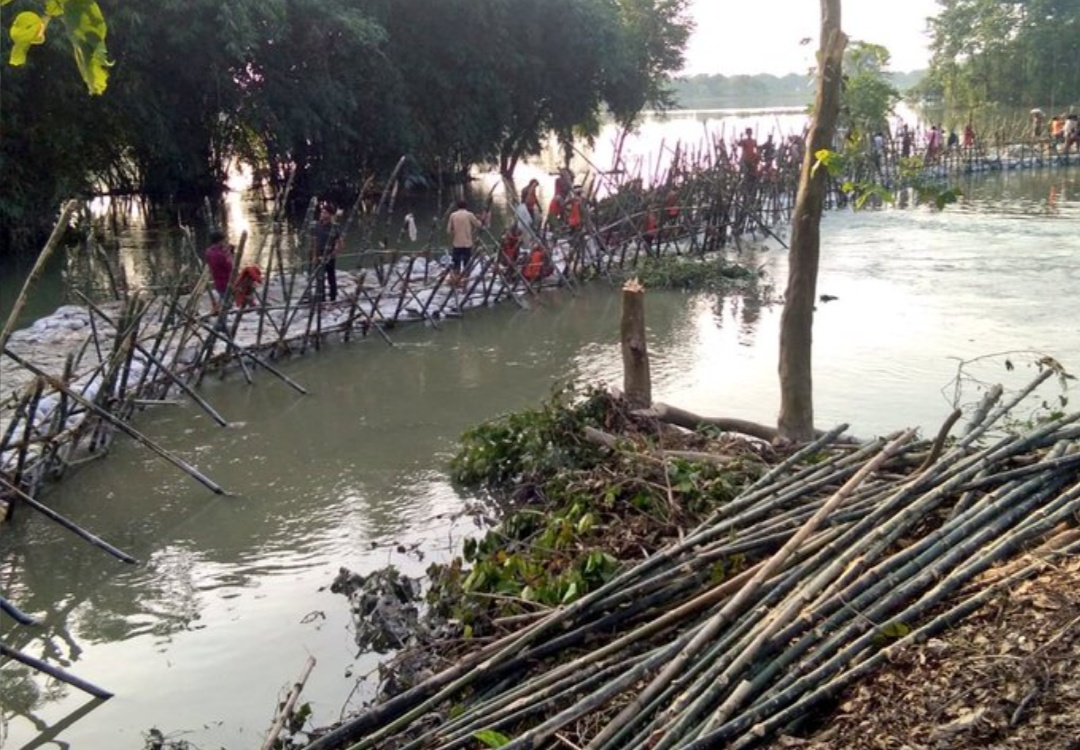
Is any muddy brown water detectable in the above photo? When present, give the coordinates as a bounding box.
[1,140,1078,748]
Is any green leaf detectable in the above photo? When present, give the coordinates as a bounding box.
[561,581,579,604]
[576,512,595,534]
[62,0,111,95]
[812,149,842,178]
[8,11,46,66]
[474,729,511,748]
[873,620,912,646]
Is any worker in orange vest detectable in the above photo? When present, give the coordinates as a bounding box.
[500,226,522,265]
[234,264,263,308]
[523,246,552,282]
[566,191,583,232]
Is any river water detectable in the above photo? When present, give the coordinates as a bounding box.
[1,118,1079,749]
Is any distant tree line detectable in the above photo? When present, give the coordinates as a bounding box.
[0,0,691,257]
[669,68,925,111]
[920,0,1080,109]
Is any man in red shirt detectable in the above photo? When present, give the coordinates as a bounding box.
[739,128,759,176]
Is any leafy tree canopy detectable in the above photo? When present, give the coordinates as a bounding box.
[0,0,692,255]
[926,0,1080,108]
[839,41,900,137]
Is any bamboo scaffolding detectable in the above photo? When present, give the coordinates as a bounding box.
[2,134,1070,527]
[3,348,228,495]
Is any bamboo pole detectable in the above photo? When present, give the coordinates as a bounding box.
[3,348,228,495]
[74,292,230,427]
[0,642,113,699]
[0,475,137,563]
[0,595,38,625]
[0,201,79,352]
[260,656,316,750]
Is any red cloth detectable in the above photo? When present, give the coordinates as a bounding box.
[644,211,658,239]
[234,265,263,307]
[205,242,233,295]
[568,198,582,229]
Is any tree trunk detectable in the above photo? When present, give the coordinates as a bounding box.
[777,0,847,442]
[621,279,652,409]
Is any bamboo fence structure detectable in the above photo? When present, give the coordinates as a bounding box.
[2,129,1076,515]
[0,141,815,515]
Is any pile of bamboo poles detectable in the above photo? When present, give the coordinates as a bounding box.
[305,371,1079,750]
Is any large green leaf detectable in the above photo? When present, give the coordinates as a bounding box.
[60,0,111,95]
[5,0,111,93]
[7,11,46,66]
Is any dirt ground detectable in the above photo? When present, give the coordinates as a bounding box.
[768,554,1080,750]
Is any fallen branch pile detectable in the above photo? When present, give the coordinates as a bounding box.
[307,371,1079,750]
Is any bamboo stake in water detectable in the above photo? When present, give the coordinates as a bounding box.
[0,643,113,700]
[260,656,317,750]
[0,475,138,563]
[3,348,229,495]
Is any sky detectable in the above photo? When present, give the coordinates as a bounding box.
[680,0,942,76]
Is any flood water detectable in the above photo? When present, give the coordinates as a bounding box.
[1,130,1079,748]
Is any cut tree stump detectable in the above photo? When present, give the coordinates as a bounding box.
[621,278,651,410]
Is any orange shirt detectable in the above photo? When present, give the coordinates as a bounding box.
[568,198,582,229]
[644,211,658,238]
[524,248,548,281]
[547,195,563,219]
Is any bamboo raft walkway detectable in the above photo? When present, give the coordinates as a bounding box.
[2,130,1077,524]
[0,139,812,513]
